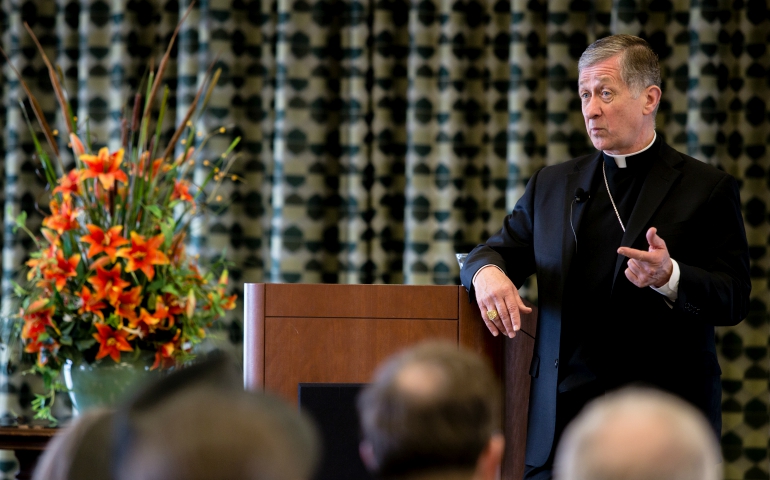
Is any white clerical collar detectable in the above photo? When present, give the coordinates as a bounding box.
[603,132,657,168]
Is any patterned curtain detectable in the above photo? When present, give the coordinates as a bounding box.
[0,1,767,478]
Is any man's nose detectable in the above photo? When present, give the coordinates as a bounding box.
[583,96,601,118]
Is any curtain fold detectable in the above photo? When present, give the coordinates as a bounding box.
[0,1,767,477]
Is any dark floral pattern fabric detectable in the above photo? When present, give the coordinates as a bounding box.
[0,1,767,477]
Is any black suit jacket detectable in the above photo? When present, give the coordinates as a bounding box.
[460,140,751,467]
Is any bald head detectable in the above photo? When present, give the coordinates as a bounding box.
[393,361,448,399]
[357,342,501,478]
[555,388,721,480]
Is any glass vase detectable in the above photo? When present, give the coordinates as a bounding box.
[62,352,161,416]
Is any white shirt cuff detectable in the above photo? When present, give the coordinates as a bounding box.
[472,264,506,287]
[651,259,680,303]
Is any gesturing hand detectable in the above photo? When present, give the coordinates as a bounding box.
[617,227,673,288]
[472,266,532,338]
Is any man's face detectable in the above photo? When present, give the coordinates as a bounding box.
[578,55,653,155]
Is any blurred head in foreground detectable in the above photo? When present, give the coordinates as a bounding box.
[32,408,114,480]
[554,388,721,480]
[357,342,503,480]
[116,388,319,480]
[33,353,320,480]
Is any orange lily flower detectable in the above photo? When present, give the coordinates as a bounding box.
[31,227,61,246]
[24,336,59,366]
[151,295,172,324]
[131,295,174,334]
[22,320,47,344]
[151,329,181,370]
[26,248,55,281]
[117,232,169,280]
[78,285,107,320]
[93,323,133,362]
[21,299,59,366]
[113,286,142,322]
[53,169,81,201]
[88,264,131,304]
[21,299,55,340]
[42,199,79,234]
[171,180,193,202]
[151,340,176,370]
[221,294,237,310]
[204,270,237,311]
[80,225,130,262]
[80,147,128,190]
[41,250,80,291]
[133,308,162,331]
[162,294,184,326]
[206,291,237,312]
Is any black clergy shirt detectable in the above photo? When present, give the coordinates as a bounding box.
[557,135,660,394]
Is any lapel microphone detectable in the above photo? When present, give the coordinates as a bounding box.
[571,188,590,252]
[574,187,589,203]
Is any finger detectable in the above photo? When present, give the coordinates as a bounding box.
[504,288,531,335]
[618,246,656,263]
[487,303,507,336]
[487,297,509,333]
[627,258,656,278]
[496,297,516,338]
[646,227,666,249]
[509,292,532,334]
[624,267,643,287]
[515,293,533,314]
[626,259,644,279]
[502,297,519,338]
[476,299,501,336]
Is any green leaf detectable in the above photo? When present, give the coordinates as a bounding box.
[60,335,73,346]
[145,205,163,219]
[60,321,75,335]
[148,278,164,292]
[161,219,175,246]
[75,338,96,350]
[12,281,29,297]
[106,313,121,328]
[161,284,179,296]
[15,211,27,229]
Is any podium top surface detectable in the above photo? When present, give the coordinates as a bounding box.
[246,283,463,319]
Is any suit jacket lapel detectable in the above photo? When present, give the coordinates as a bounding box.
[562,152,601,282]
[612,147,682,290]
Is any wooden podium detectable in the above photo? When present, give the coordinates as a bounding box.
[243,283,537,480]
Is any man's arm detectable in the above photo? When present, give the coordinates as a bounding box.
[672,175,751,325]
[618,175,750,326]
[460,170,540,337]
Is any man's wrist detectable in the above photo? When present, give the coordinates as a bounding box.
[651,259,680,301]
[472,265,505,288]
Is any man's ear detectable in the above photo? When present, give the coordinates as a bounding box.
[475,433,505,480]
[643,85,662,115]
[359,441,378,471]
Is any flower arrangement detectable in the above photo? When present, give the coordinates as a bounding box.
[2,7,238,423]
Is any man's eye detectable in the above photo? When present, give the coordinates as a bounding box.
[602,91,612,97]
[580,92,589,99]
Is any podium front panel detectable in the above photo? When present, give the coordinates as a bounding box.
[265,317,457,403]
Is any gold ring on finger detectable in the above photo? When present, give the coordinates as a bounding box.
[487,310,498,321]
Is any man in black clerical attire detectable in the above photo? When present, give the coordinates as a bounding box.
[460,34,750,479]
